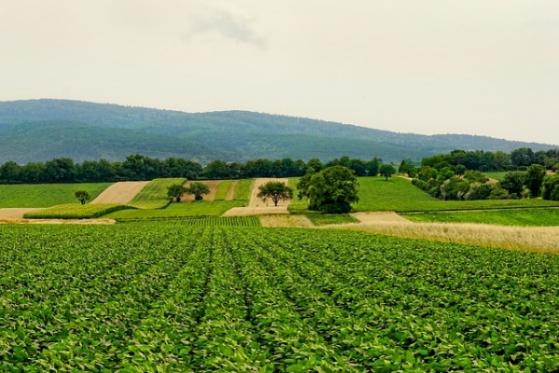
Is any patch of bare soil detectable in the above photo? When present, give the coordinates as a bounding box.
[260,214,313,228]
[181,180,221,202]
[0,208,41,220]
[223,206,289,217]
[92,181,150,204]
[351,211,411,224]
[225,180,238,201]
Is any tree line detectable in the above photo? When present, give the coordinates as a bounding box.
[0,154,384,184]
[421,148,559,172]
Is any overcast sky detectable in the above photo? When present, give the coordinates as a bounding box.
[1,0,558,144]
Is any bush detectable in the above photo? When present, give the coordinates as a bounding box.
[489,185,509,199]
[501,172,526,195]
[464,183,492,200]
[542,175,559,201]
[463,170,488,183]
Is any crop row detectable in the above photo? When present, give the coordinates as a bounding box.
[0,223,558,371]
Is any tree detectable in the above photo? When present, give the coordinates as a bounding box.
[511,148,535,168]
[501,172,526,197]
[542,175,559,201]
[525,164,546,197]
[257,182,293,207]
[306,166,359,213]
[185,182,210,201]
[167,184,186,202]
[365,158,381,176]
[74,190,90,205]
[379,164,396,180]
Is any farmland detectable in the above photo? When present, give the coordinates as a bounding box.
[129,178,185,209]
[0,222,558,371]
[407,208,559,226]
[23,203,130,219]
[290,177,559,213]
[0,183,111,208]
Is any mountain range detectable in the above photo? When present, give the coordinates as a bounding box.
[0,99,555,163]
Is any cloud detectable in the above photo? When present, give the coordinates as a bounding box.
[183,7,266,49]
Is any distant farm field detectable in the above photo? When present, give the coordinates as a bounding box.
[129,178,185,209]
[0,183,111,208]
[406,208,559,226]
[24,203,130,219]
[107,201,245,221]
[1,223,558,371]
[290,177,559,213]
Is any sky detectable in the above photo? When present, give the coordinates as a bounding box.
[1,0,558,144]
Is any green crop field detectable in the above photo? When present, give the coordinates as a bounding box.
[0,183,111,208]
[304,212,357,226]
[1,223,557,371]
[23,203,131,219]
[406,208,559,226]
[107,201,244,221]
[214,180,232,200]
[290,177,559,213]
[234,179,253,201]
[129,178,186,209]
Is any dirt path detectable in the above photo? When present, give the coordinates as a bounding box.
[181,180,221,202]
[260,215,313,228]
[91,181,149,204]
[223,178,290,216]
[225,180,238,201]
[0,208,42,220]
[351,212,411,224]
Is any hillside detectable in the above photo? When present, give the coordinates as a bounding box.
[0,99,555,163]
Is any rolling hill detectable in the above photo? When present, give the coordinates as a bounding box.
[0,99,555,163]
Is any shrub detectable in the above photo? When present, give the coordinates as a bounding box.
[501,172,526,196]
[464,183,492,200]
[489,185,509,199]
[542,175,559,201]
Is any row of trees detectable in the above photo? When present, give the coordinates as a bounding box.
[0,154,388,184]
[412,164,558,200]
[421,148,559,172]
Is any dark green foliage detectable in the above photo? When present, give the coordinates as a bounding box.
[307,166,359,213]
[542,175,559,201]
[525,164,546,197]
[167,184,185,202]
[257,182,293,206]
[74,190,90,205]
[501,172,526,196]
[379,164,396,180]
[185,182,210,201]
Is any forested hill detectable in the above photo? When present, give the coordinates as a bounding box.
[0,99,555,163]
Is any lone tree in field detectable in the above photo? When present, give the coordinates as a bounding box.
[258,182,293,207]
[306,166,359,213]
[74,190,90,205]
[167,184,185,202]
[185,182,210,201]
[379,164,396,180]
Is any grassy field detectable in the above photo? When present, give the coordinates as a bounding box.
[290,177,559,213]
[483,171,509,181]
[214,180,233,200]
[0,183,111,208]
[107,201,245,221]
[304,212,357,226]
[234,179,253,201]
[406,208,559,226]
[1,223,557,370]
[23,203,130,219]
[129,178,185,209]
